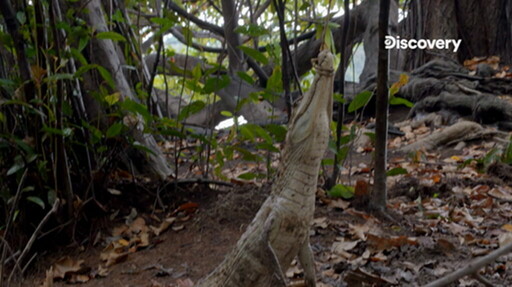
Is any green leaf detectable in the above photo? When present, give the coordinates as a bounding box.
[121,99,152,123]
[78,37,89,51]
[96,31,126,42]
[105,92,120,106]
[96,66,115,88]
[239,125,255,141]
[178,101,206,121]
[44,73,74,83]
[328,184,354,199]
[299,2,311,10]
[132,141,156,155]
[203,75,230,94]
[266,66,283,93]
[238,172,257,180]
[41,126,73,137]
[16,11,26,24]
[390,96,413,107]
[234,24,268,37]
[255,142,279,153]
[502,136,512,164]
[483,148,501,168]
[248,124,272,143]
[321,158,334,166]
[238,46,268,65]
[106,122,124,138]
[237,71,255,85]
[234,146,261,162]
[333,93,345,104]
[220,110,233,117]
[7,161,24,176]
[47,189,57,205]
[181,27,193,45]
[70,48,88,65]
[387,167,408,176]
[265,124,287,142]
[348,91,373,112]
[27,196,45,209]
[0,78,16,93]
[150,17,174,27]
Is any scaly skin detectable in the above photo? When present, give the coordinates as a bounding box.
[197,49,334,287]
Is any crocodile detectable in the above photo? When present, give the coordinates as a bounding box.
[197,49,334,287]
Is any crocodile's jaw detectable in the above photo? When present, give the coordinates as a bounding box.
[287,49,333,161]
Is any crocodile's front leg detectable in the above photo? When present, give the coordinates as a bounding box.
[298,237,316,287]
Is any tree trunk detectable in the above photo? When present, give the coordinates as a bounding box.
[79,0,172,179]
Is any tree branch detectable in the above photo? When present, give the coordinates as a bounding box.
[425,241,512,287]
[220,0,244,72]
[167,1,225,36]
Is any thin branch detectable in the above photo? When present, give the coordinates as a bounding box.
[170,28,224,53]
[220,0,244,72]
[8,199,60,283]
[167,1,225,36]
[425,241,512,287]
[253,0,271,20]
[327,0,350,189]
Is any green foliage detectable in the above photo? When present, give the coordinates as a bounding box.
[203,75,230,94]
[389,96,413,107]
[239,46,269,65]
[348,91,373,113]
[328,184,354,199]
[502,136,512,164]
[95,31,126,42]
[387,167,408,176]
[389,74,413,107]
[234,24,269,37]
[177,100,206,121]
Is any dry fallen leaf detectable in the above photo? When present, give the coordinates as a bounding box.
[312,217,328,229]
[51,257,85,280]
[129,217,148,234]
[366,234,418,251]
[40,266,54,287]
[331,238,359,255]
[175,278,195,287]
[151,217,177,236]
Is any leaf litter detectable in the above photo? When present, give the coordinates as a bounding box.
[26,118,512,286]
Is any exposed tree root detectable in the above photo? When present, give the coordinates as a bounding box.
[400,121,484,153]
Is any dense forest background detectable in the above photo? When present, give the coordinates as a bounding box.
[1,0,512,286]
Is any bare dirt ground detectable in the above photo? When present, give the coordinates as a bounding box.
[16,108,512,287]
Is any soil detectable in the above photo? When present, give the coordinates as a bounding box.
[14,107,512,287]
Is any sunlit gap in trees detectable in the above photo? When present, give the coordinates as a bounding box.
[215,116,247,130]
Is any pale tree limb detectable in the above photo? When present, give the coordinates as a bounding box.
[424,241,512,287]
[400,121,484,153]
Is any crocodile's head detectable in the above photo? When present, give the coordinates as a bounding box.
[288,49,334,147]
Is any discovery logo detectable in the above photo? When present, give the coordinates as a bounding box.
[385,36,462,52]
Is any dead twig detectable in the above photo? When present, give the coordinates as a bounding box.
[7,199,60,284]
[424,240,512,287]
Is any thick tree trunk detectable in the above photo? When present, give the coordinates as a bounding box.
[79,0,172,179]
[402,0,512,69]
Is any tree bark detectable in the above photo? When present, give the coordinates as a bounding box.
[80,0,172,179]
[370,0,390,213]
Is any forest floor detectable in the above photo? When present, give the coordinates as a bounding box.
[18,108,512,287]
